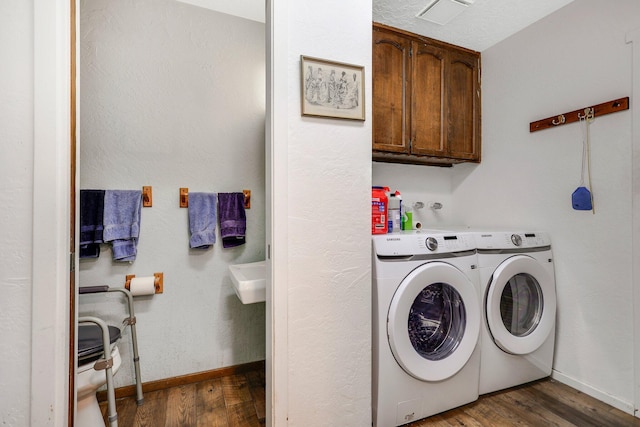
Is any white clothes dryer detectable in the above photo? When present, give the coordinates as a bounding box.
[473,231,556,395]
[372,231,481,427]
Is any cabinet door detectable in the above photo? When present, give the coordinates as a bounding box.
[411,42,446,157]
[372,30,411,154]
[446,51,480,160]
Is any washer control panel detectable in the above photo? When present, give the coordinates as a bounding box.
[373,232,475,256]
[475,231,550,250]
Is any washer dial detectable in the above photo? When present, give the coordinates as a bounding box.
[426,237,438,251]
[511,234,522,246]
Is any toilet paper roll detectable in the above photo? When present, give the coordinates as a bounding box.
[129,276,156,296]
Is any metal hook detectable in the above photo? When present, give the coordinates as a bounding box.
[578,107,594,122]
[551,114,566,126]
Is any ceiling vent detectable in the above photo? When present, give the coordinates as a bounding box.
[416,0,474,25]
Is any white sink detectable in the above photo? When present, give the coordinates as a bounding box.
[228,260,266,304]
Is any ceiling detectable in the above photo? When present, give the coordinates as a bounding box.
[175,0,575,52]
[175,0,265,23]
[374,0,575,52]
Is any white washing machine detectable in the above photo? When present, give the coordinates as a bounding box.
[372,231,481,427]
[473,231,556,395]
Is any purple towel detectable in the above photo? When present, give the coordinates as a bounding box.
[79,189,105,258]
[217,193,246,248]
[188,192,217,249]
[103,190,142,262]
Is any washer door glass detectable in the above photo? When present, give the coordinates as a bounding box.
[409,283,466,361]
[388,261,480,382]
[486,255,555,355]
[500,273,543,337]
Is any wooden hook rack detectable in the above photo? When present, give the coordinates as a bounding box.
[179,188,251,209]
[242,189,251,209]
[529,97,629,133]
[180,187,189,208]
[142,186,153,207]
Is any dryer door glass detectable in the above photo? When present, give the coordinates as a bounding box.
[500,273,542,337]
[408,282,466,361]
[388,261,480,381]
[486,254,556,355]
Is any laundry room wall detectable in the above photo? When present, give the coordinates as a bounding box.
[372,163,454,230]
[79,0,266,387]
[450,0,639,413]
[282,0,373,424]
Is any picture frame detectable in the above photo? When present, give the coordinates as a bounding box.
[300,55,365,121]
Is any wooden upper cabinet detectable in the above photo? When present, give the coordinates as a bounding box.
[446,50,480,160]
[411,42,445,157]
[372,23,481,166]
[372,30,410,154]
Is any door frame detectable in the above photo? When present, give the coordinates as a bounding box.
[60,1,289,425]
[32,0,73,425]
[626,27,640,419]
[266,0,289,424]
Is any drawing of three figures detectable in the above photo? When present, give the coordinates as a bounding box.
[305,66,359,109]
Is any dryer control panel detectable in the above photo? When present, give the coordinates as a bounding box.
[474,232,551,250]
[373,232,475,256]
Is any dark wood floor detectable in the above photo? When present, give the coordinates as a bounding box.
[102,369,640,426]
[101,369,265,427]
[410,379,640,427]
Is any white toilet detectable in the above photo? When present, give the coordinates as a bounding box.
[76,324,122,427]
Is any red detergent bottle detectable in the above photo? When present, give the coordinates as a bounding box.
[372,186,390,234]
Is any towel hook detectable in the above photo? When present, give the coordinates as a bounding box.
[242,189,251,209]
[142,186,152,207]
[551,114,566,126]
[180,188,189,208]
[578,107,595,122]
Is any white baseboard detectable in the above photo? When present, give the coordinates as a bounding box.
[551,369,636,417]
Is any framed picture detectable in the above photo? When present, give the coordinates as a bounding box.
[300,55,365,121]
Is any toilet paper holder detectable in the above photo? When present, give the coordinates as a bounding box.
[125,272,163,294]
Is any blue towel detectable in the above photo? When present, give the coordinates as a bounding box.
[218,192,246,248]
[188,192,217,249]
[103,190,142,262]
[79,189,105,259]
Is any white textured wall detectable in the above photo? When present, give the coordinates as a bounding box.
[284,0,372,425]
[80,0,266,386]
[452,0,638,411]
[373,0,640,414]
[0,1,33,425]
[373,162,455,229]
